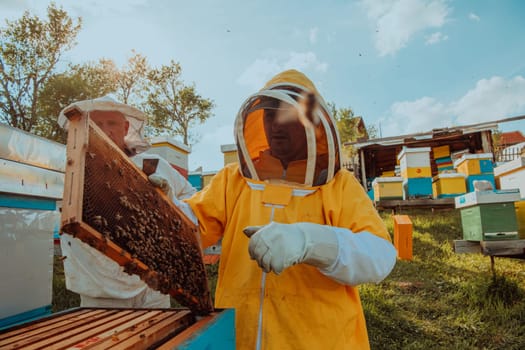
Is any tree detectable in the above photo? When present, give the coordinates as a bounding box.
[0,3,81,133]
[114,51,149,105]
[145,60,214,145]
[328,102,374,160]
[36,59,118,143]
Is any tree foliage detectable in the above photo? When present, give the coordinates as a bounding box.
[115,50,149,104]
[145,60,214,145]
[36,59,118,143]
[328,102,373,159]
[1,6,213,147]
[0,3,81,133]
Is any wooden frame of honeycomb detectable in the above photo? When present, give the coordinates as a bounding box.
[60,107,213,314]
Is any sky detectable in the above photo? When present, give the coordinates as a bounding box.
[2,0,525,171]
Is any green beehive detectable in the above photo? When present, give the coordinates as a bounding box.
[460,203,518,241]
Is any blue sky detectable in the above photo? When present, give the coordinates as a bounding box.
[2,0,525,171]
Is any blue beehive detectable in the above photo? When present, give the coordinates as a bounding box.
[403,177,433,199]
[0,124,64,328]
[466,174,496,192]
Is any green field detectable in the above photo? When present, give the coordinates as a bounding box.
[53,209,525,349]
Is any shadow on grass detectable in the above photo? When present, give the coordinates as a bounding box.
[370,209,525,349]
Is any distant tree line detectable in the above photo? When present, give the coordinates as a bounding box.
[0,3,214,145]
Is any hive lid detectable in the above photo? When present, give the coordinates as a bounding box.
[454,189,521,209]
[493,157,525,177]
[453,153,493,168]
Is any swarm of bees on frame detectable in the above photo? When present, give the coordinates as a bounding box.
[81,127,210,313]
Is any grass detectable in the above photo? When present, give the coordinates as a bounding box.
[52,209,525,349]
[362,209,525,349]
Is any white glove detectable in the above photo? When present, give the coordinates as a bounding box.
[243,222,339,274]
[148,173,173,197]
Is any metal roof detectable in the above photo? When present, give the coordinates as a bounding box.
[347,114,525,150]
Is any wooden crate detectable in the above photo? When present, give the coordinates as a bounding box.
[432,173,466,198]
[459,203,518,241]
[0,308,193,349]
[393,215,412,260]
[372,177,403,201]
[60,108,212,314]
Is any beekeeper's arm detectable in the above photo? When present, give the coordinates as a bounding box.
[243,223,396,285]
[131,153,196,200]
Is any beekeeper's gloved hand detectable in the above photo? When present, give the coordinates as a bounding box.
[243,222,339,274]
[148,173,173,197]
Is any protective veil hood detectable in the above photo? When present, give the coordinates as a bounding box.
[234,70,342,186]
[58,96,150,155]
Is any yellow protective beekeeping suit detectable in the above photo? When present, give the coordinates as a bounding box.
[186,70,391,349]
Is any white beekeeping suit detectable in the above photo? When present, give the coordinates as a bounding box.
[58,96,196,308]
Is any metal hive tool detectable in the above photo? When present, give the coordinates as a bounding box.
[60,108,213,315]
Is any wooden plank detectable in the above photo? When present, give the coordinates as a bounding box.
[480,239,525,258]
[453,240,482,254]
[67,310,168,350]
[157,309,235,350]
[0,309,110,348]
[61,108,87,226]
[70,221,149,272]
[48,310,150,350]
[156,313,217,349]
[21,309,132,350]
[0,309,90,340]
[375,197,455,210]
[105,310,194,350]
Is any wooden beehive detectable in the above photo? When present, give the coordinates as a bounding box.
[60,108,213,315]
[0,308,195,349]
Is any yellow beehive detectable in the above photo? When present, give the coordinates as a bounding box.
[393,215,413,260]
[432,173,466,198]
[454,153,493,176]
[400,167,432,178]
[515,200,525,239]
[372,177,403,201]
[433,145,450,159]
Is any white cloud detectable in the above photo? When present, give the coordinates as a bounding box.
[452,76,525,124]
[381,76,525,136]
[237,51,328,90]
[361,0,450,56]
[309,27,319,44]
[381,97,451,136]
[468,13,480,21]
[425,31,448,45]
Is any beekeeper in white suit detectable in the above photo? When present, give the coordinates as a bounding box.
[58,96,196,308]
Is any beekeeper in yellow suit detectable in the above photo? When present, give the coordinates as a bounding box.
[183,70,397,349]
[58,96,196,308]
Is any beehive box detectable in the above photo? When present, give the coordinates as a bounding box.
[432,173,466,198]
[459,203,518,241]
[494,157,525,197]
[398,147,431,170]
[455,190,520,241]
[514,200,525,239]
[432,145,450,159]
[453,153,493,176]
[466,174,496,192]
[372,177,403,201]
[0,124,65,327]
[402,177,432,199]
[60,108,212,315]
[0,308,235,349]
